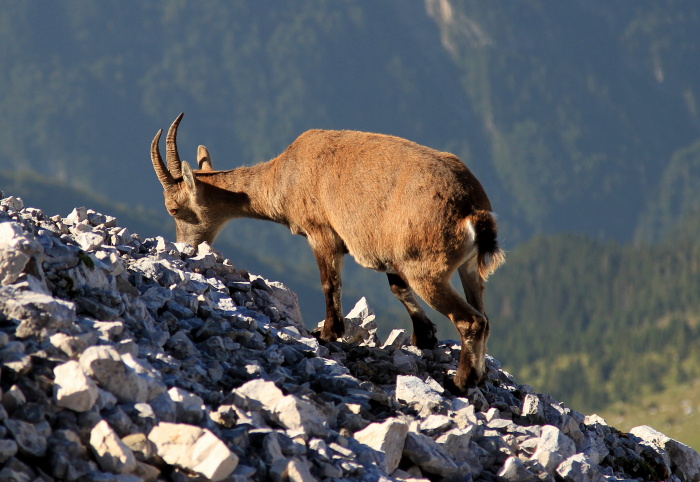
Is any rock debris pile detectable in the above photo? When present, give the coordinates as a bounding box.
[0,192,699,482]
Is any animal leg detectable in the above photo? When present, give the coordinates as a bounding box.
[386,273,438,349]
[457,260,485,314]
[409,275,488,391]
[310,237,345,342]
[457,261,490,379]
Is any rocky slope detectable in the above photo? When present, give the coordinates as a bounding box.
[0,192,698,482]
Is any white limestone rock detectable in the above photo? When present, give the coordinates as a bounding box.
[382,328,410,348]
[530,425,577,473]
[498,456,536,481]
[89,420,136,474]
[395,375,444,411]
[556,453,606,482]
[79,345,165,403]
[148,422,238,481]
[167,386,204,424]
[402,431,460,478]
[631,425,700,482]
[232,378,286,412]
[436,426,476,464]
[3,291,76,339]
[53,360,99,412]
[0,222,44,286]
[354,418,409,473]
[272,395,330,439]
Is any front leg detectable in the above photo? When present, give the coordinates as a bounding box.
[310,237,345,342]
[386,273,438,349]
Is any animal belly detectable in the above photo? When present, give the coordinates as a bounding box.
[348,249,391,272]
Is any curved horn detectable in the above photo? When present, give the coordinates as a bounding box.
[150,129,175,188]
[166,113,184,178]
[197,145,213,171]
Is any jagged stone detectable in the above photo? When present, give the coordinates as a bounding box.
[395,375,444,411]
[402,431,460,478]
[3,290,76,339]
[0,222,43,286]
[436,426,476,464]
[148,422,239,481]
[4,418,47,458]
[0,439,18,463]
[382,328,410,348]
[53,360,99,412]
[89,420,137,474]
[631,425,700,481]
[556,453,607,482]
[272,395,330,439]
[232,378,286,412]
[354,418,409,473]
[530,425,577,473]
[167,387,204,424]
[79,345,165,403]
[499,456,537,481]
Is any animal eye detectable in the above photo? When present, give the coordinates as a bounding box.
[169,208,178,216]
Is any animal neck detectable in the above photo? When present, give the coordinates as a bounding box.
[194,161,282,222]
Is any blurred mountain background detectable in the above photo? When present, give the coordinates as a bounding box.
[1,1,699,447]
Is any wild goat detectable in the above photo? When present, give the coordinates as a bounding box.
[150,113,504,391]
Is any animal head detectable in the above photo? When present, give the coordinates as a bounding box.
[150,113,225,247]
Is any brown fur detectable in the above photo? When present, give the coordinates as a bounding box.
[151,114,505,391]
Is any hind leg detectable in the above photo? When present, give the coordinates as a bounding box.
[408,273,488,391]
[387,273,438,349]
[457,261,489,377]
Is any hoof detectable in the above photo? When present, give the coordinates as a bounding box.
[314,326,343,344]
[411,333,439,350]
[443,377,468,396]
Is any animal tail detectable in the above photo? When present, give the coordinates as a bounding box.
[468,210,505,279]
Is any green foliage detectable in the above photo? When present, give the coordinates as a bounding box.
[1,2,699,244]
[485,212,700,412]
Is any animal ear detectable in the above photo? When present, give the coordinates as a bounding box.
[198,145,213,171]
[181,161,197,191]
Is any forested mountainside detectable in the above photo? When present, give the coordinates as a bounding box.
[1,1,699,243]
[2,1,699,448]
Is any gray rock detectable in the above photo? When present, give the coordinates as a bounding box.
[167,387,204,424]
[436,426,476,464]
[530,425,577,473]
[395,375,444,412]
[148,422,239,481]
[53,360,99,412]
[556,453,606,482]
[272,395,330,439]
[89,419,137,474]
[4,418,47,457]
[499,456,537,481]
[354,418,409,473]
[3,290,76,339]
[0,439,18,463]
[0,222,43,286]
[79,345,165,403]
[631,425,700,481]
[402,431,459,478]
[232,378,286,412]
[382,328,410,348]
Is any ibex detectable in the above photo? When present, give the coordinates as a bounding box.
[150,113,504,391]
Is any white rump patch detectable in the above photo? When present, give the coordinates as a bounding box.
[464,219,476,243]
